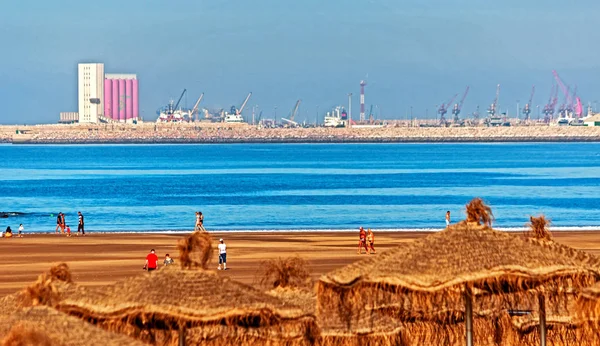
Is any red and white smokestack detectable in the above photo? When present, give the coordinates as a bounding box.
[360,80,367,122]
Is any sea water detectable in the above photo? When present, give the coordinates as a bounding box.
[1,143,599,233]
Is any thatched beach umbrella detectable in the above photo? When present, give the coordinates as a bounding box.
[317,199,600,346]
[52,266,318,346]
[0,305,145,346]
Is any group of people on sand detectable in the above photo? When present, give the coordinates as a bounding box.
[55,211,85,236]
[143,239,228,271]
[357,227,376,254]
[2,224,24,238]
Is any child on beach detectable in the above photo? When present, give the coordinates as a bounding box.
[446,211,451,227]
[367,229,376,254]
[357,227,369,254]
[18,224,24,237]
[66,225,71,237]
[164,254,175,266]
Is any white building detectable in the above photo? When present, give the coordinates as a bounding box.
[78,63,104,123]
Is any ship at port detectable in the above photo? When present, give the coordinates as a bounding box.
[156,89,204,123]
[324,106,348,127]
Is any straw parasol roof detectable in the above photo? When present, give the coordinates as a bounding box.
[317,220,600,331]
[0,305,144,346]
[53,266,319,346]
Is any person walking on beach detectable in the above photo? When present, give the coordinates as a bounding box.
[66,225,71,237]
[366,228,376,254]
[196,211,206,232]
[60,213,66,234]
[18,224,24,238]
[164,254,175,266]
[446,211,451,228]
[357,227,369,254]
[77,211,85,236]
[144,249,158,272]
[55,213,63,234]
[217,238,227,270]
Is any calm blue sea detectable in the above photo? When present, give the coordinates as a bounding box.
[1,143,600,233]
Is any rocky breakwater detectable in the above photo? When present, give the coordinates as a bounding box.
[9,124,600,144]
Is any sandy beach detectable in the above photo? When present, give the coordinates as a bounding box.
[2,230,600,297]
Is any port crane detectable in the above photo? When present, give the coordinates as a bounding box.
[487,84,500,116]
[282,99,302,126]
[522,86,535,121]
[230,92,252,116]
[542,84,558,123]
[553,70,576,118]
[190,93,204,122]
[452,86,470,123]
[368,105,374,123]
[438,93,458,125]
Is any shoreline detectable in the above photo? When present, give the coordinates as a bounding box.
[4,124,600,144]
[10,136,600,144]
[9,226,600,234]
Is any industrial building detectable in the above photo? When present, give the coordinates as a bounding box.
[61,63,139,124]
[104,74,139,123]
[78,63,104,123]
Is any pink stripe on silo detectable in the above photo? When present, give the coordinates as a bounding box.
[111,80,119,121]
[132,79,139,119]
[125,79,133,119]
[118,79,126,122]
[104,79,112,118]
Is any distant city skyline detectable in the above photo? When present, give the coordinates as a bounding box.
[1,0,600,124]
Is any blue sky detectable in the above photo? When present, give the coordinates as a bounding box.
[1,0,600,124]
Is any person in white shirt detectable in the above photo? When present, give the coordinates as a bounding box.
[217,238,227,270]
[18,224,24,238]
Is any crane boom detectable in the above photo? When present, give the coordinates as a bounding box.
[290,99,301,122]
[173,89,187,113]
[452,86,470,117]
[238,92,252,114]
[191,93,204,117]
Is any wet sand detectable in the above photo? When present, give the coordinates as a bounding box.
[1,231,600,296]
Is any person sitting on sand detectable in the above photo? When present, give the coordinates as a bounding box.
[367,228,376,254]
[4,226,13,238]
[144,249,158,272]
[164,254,175,266]
[357,227,368,254]
[18,224,24,238]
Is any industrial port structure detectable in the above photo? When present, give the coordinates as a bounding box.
[59,62,599,128]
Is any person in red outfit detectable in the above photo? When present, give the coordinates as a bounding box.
[144,249,158,272]
[357,227,369,254]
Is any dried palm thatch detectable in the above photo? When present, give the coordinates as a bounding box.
[526,215,552,241]
[577,282,600,322]
[317,220,600,333]
[177,231,213,269]
[1,323,52,346]
[53,267,319,346]
[465,197,494,227]
[259,256,312,289]
[0,306,144,346]
[19,263,73,308]
[268,286,317,315]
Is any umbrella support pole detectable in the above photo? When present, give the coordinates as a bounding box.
[464,286,473,346]
[179,326,186,346]
[538,295,547,346]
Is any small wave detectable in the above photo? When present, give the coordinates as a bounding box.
[0,212,27,218]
